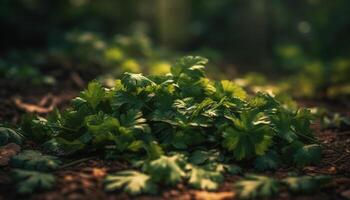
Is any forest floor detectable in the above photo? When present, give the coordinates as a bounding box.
[0,79,349,200]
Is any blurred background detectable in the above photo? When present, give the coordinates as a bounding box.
[0,0,350,99]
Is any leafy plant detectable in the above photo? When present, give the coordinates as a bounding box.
[0,127,24,146]
[11,150,61,171]
[235,174,330,199]
[21,56,322,195]
[187,165,224,190]
[235,174,280,199]
[293,144,322,167]
[143,155,186,186]
[283,175,330,194]
[322,113,350,130]
[12,169,56,194]
[105,170,157,195]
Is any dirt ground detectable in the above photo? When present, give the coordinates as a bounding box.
[0,80,349,200]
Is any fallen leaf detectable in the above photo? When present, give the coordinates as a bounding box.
[192,191,235,200]
[0,143,21,166]
[13,96,57,113]
[92,168,106,178]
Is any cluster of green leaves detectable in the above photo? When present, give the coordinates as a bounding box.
[105,153,239,195]
[321,113,350,130]
[10,150,61,194]
[52,31,172,78]
[0,51,55,85]
[0,127,24,146]
[235,174,330,199]
[0,30,170,87]
[21,56,322,195]
[0,127,60,194]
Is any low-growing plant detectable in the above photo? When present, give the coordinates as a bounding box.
[20,56,324,197]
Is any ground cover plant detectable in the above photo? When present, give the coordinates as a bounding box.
[0,56,335,199]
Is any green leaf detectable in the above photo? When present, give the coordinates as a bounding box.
[187,165,224,190]
[42,137,85,155]
[12,169,55,194]
[283,175,330,194]
[20,115,54,143]
[144,155,186,185]
[254,151,280,171]
[189,150,211,165]
[235,174,280,199]
[224,164,242,175]
[292,108,314,140]
[248,92,279,111]
[112,90,145,111]
[171,56,208,78]
[281,140,304,163]
[188,149,221,165]
[294,144,322,167]
[270,109,298,143]
[0,127,24,146]
[215,80,247,100]
[80,81,105,109]
[222,111,272,160]
[85,113,120,144]
[144,141,164,160]
[121,72,154,91]
[119,109,150,133]
[322,113,350,129]
[104,170,157,195]
[11,150,61,171]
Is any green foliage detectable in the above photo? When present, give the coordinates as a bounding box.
[222,110,272,160]
[104,154,227,193]
[143,155,186,185]
[12,169,56,194]
[80,81,106,109]
[22,56,323,195]
[187,165,224,190]
[235,174,280,199]
[105,170,157,195]
[121,72,155,91]
[322,113,350,129]
[11,150,61,171]
[0,127,24,146]
[293,144,322,167]
[283,175,331,194]
[235,175,330,199]
[254,151,280,171]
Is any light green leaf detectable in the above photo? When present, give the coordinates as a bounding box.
[171,56,208,78]
[120,109,150,133]
[121,72,154,91]
[188,165,224,190]
[104,170,157,195]
[222,111,272,160]
[80,81,105,109]
[216,80,247,100]
[235,174,280,199]
[144,155,186,185]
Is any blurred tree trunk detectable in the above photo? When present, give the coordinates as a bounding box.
[155,0,190,49]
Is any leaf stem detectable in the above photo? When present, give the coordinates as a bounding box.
[60,156,97,169]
